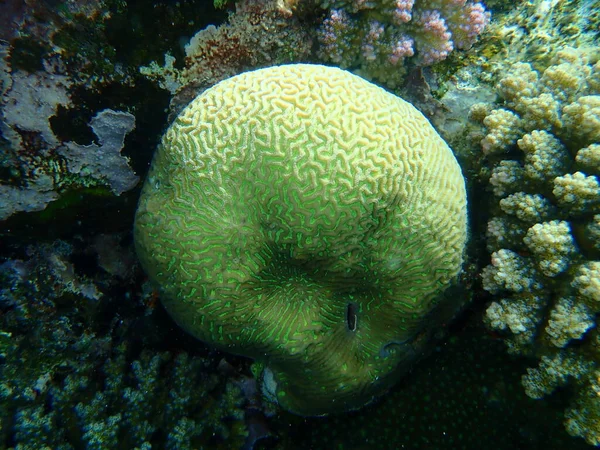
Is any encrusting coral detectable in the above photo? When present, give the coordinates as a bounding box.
[474,46,600,446]
[0,0,178,222]
[140,0,312,116]
[134,63,468,415]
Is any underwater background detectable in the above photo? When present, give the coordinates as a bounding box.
[0,0,599,449]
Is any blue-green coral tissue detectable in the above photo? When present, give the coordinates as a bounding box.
[134,64,468,415]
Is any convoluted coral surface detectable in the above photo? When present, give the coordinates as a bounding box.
[134,63,467,415]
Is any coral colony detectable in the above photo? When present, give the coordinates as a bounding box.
[2,0,600,448]
[134,63,467,415]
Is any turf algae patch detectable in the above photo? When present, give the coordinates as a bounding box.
[134,64,468,415]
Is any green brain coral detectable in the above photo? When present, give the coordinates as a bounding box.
[134,64,468,415]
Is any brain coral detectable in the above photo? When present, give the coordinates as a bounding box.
[134,64,467,415]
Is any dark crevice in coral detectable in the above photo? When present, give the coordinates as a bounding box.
[345,302,358,332]
[0,187,139,244]
[7,37,51,72]
[103,0,228,68]
[50,105,96,146]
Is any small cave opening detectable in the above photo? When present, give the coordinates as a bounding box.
[346,302,358,332]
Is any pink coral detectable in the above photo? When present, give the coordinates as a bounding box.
[389,35,415,64]
[393,0,416,24]
[414,9,454,65]
[449,2,490,49]
[320,9,358,65]
[363,22,386,61]
[316,0,490,86]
